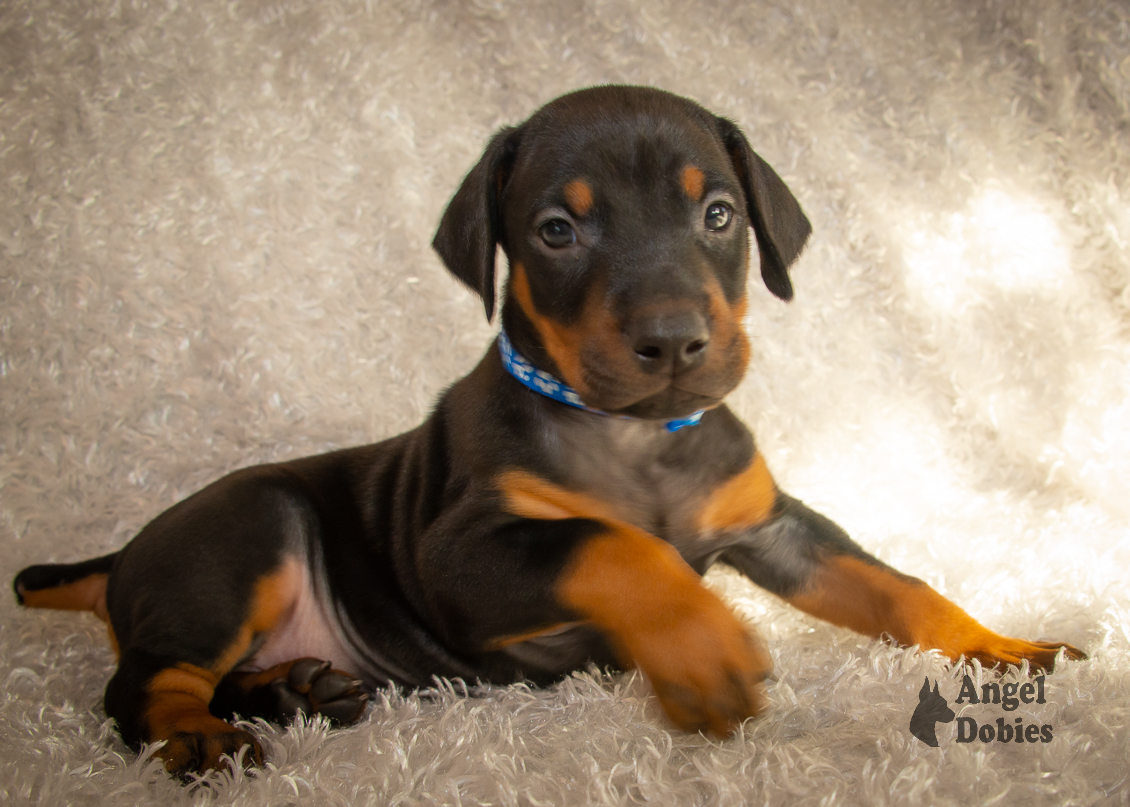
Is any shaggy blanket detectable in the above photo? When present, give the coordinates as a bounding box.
[2,0,1128,804]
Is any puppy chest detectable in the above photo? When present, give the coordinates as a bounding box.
[548,419,729,545]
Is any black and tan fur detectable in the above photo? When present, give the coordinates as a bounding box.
[15,86,1084,776]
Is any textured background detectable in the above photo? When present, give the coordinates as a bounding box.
[2,0,1128,804]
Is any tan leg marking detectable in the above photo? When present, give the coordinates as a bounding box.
[485,623,580,650]
[789,555,1086,670]
[140,559,301,774]
[497,469,771,736]
[208,557,302,677]
[144,663,262,774]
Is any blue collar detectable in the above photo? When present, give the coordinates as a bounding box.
[497,330,704,432]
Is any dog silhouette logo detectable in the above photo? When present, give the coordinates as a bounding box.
[910,677,955,747]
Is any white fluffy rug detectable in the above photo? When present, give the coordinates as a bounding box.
[2,0,1128,804]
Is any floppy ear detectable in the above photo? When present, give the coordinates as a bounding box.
[432,125,523,321]
[716,117,811,301]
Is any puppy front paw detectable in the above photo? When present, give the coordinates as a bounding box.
[964,636,1086,671]
[625,590,771,737]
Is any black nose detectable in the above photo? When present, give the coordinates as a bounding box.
[628,309,710,374]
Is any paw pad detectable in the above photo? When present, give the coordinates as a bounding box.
[270,659,369,724]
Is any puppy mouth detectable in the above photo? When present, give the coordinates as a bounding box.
[608,385,722,419]
[570,342,747,419]
[581,371,732,419]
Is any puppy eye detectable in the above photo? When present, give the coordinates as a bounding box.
[704,203,732,231]
[539,219,576,248]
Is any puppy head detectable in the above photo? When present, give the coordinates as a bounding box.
[433,86,811,419]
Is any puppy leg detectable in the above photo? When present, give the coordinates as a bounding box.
[106,650,264,776]
[723,495,1085,669]
[479,470,771,737]
[559,523,772,736]
[786,552,1087,669]
[105,558,303,776]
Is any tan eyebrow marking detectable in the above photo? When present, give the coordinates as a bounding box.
[681,165,705,201]
[564,179,594,216]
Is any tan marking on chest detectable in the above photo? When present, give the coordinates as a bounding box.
[497,468,618,522]
[696,452,777,533]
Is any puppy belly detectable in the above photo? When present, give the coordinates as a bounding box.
[236,563,364,679]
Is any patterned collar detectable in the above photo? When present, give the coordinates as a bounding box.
[497,330,704,432]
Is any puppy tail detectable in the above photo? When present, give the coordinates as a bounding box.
[14,552,117,619]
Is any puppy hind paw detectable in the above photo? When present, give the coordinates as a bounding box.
[156,724,264,778]
[272,658,369,725]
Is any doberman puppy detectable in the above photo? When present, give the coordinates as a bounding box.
[15,86,1084,776]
